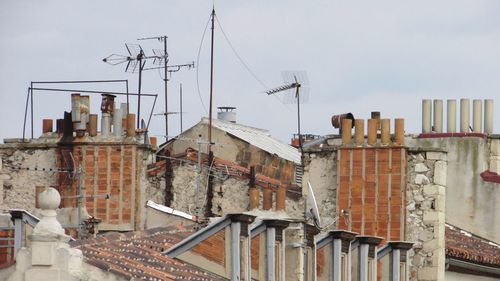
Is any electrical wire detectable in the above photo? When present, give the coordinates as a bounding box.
[196,13,212,114]
[215,15,269,90]
[214,14,292,109]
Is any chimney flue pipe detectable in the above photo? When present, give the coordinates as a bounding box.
[484,99,494,134]
[422,100,432,133]
[460,98,470,133]
[354,119,364,146]
[381,119,390,145]
[433,99,443,133]
[447,99,457,133]
[473,99,482,133]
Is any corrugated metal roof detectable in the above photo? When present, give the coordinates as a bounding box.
[202,118,301,164]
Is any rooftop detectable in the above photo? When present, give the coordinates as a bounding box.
[446,224,500,268]
[201,117,301,164]
[71,225,227,281]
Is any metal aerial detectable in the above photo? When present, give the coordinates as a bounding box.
[137,36,195,143]
[103,43,158,127]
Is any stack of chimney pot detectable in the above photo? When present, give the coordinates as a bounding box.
[248,183,286,212]
[101,113,111,136]
[89,114,98,137]
[447,100,457,133]
[460,98,470,133]
[127,114,136,137]
[422,99,494,134]
[341,119,353,145]
[263,189,273,210]
[381,119,391,145]
[354,119,364,145]
[340,117,405,146]
[367,119,377,145]
[394,118,405,145]
[42,119,53,133]
[422,99,432,133]
[433,99,443,133]
[248,187,259,210]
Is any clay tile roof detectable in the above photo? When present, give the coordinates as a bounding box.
[445,224,500,267]
[72,224,228,281]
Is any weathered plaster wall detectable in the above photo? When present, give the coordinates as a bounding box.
[406,150,447,281]
[0,142,58,212]
[408,136,500,243]
[0,138,161,233]
[169,164,308,219]
[167,122,296,183]
[302,149,337,224]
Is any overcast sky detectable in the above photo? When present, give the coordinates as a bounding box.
[1,1,499,144]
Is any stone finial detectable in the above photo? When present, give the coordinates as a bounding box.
[32,187,65,236]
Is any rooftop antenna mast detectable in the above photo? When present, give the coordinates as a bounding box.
[208,8,216,151]
[137,36,194,142]
[265,70,310,280]
[103,43,156,127]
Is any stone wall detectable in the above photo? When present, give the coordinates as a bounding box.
[0,142,58,212]
[406,150,447,281]
[407,136,499,243]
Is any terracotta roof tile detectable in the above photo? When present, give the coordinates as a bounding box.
[72,225,228,280]
[446,224,500,267]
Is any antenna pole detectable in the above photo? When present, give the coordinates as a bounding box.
[180,83,183,133]
[208,8,215,150]
[163,36,169,142]
[137,56,144,128]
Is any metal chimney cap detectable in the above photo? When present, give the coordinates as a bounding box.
[217,106,236,112]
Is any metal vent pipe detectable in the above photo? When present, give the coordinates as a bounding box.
[113,107,123,136]
[460,99,470,133]
[101,113,110,136]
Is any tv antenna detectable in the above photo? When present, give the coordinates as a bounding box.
[137,36,194,142]
[103,43,158,127]
[265,71,310,157]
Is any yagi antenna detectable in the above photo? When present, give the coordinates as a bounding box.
[307,181,321,227]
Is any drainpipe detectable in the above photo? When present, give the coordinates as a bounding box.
[231,221,241,281]
[228,214,255,281]
[357,236,383,281]
[387,242,413,281]
[330,230,357,281]
[264,220,290,281]
[266,226,276,281]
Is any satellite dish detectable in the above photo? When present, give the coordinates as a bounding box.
[307,181,321,227]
